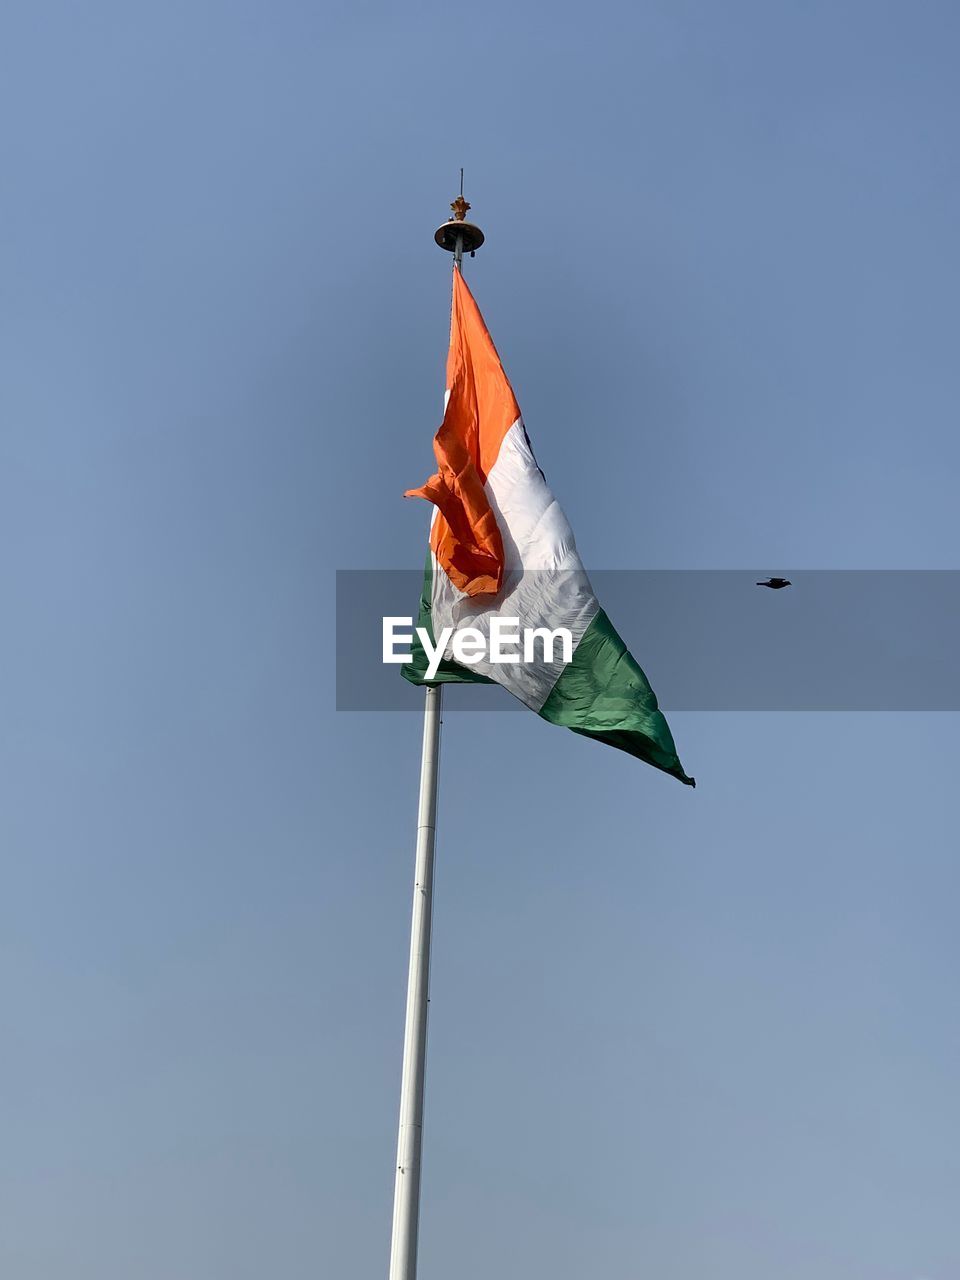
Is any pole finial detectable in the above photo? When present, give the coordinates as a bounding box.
[435,173,484,256]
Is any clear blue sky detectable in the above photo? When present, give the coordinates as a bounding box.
[2,2,958,1277]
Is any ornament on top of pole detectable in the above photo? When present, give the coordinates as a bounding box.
[434,168,484,268]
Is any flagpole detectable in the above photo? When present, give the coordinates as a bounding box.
[388,188,484,1280]
[387,680,441,1280]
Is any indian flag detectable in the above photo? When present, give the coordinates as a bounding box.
[403,268,694,787]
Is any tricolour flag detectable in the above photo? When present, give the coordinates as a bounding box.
[403,269,694,787]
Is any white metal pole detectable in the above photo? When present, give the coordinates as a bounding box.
[388,682,443,1280]
[389,222,466,1280]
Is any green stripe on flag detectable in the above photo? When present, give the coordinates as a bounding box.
[539,609,695,786]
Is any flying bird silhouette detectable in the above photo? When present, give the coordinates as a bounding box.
[756,577,792,589]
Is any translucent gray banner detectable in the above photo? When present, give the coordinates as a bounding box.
[336,570,960,711]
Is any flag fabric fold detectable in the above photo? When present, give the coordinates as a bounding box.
[404,269,694,787]
[404,268,517,597]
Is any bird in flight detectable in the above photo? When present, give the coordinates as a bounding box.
[756,577,792,589]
